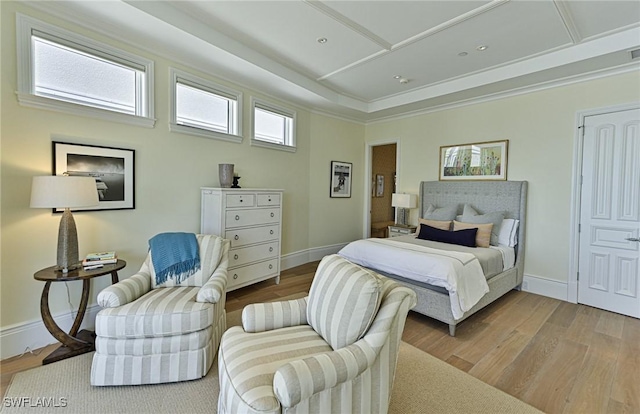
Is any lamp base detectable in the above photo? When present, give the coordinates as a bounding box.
[397,208,408,226]
[57,208,80,273]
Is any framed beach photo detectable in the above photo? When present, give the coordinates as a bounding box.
[439,140,508,181]
[53,141,135,211]
[330,161,352,198]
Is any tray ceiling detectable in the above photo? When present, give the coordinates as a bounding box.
[23,0,640,121]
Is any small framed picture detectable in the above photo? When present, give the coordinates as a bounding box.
[439,140,508,181]
[376,174,384,197]
[330,161,352,198]
[53,141,135,211]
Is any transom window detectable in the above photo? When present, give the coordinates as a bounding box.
[170,68,242,142]
[16,14,154,127]
[251,98,296,152]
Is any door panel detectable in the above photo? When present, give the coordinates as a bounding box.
[578,109,640,317]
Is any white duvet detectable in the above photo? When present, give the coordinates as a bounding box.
[339,238,490,320]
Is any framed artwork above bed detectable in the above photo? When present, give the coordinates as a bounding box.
[439,140,508,181]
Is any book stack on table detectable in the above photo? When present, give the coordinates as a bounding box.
[83,251,117,270]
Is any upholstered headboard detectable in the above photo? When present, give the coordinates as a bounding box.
[419,180,528,281]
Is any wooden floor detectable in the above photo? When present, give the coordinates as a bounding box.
[2,261,639,413]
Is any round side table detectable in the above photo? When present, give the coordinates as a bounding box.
[34,259,126,364]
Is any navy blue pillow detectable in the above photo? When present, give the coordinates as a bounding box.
[417,224,478,247]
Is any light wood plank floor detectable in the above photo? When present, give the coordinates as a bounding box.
[2,261,639,414]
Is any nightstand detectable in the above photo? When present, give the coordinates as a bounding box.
[388,224,417,238]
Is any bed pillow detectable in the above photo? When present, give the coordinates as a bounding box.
[460,204,504,246]
[423,204,458,221]
[498,218,520,247]
[417,224,477,248]
[418,218,452,231]
[453,220,493,248]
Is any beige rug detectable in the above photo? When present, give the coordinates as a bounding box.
[2,305,540,414]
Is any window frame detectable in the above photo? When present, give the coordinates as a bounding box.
[169,68,243,143]
[251,97,296,152]
[16,13,155,128]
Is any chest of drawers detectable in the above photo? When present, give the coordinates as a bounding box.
[201,188,283,291]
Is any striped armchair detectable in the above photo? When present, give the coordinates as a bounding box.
[91,234,229,386]
[218,254,417,413]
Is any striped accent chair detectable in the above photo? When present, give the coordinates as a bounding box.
[91,234,230,386]
[218,254,417,413]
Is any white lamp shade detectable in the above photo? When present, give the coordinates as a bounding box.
[391,193,417,209]
[30,176,99,209]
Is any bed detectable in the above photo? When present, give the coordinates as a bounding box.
[340,180,527,336]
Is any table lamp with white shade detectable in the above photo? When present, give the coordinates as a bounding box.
[391,193,417,226]
[30,175,99,273]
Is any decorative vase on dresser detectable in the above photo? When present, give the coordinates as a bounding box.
[201,188,283,290]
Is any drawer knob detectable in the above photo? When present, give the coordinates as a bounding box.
[270,230,274,235]
[234,254,239,260]
[268,198,271,202]
[235,215,240,220]
[269,264,273,270]
[269,247,273,252]
[233,274,238,280]
[270,212,274,218]
[234,235,239,241]
[240,199,243,203]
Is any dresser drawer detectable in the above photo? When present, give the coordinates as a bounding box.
[226,225,279,248]
[225,208,280,228]
[226,194,256,208]
[230,242,278,267]
[257,193,281,207]
[229,259,278,288]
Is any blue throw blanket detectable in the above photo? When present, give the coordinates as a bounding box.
[149,232,201,286]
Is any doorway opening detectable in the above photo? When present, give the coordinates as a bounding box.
[368,142,398,238]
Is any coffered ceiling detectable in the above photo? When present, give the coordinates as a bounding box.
[24,0,640,122]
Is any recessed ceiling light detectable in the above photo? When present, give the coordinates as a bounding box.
[393,75,401,79]
[476,45,488,51]
[317,37,328,44]
[458,52,468,57]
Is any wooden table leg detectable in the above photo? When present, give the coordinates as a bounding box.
[40,281,93,364]
[69,279,90,338]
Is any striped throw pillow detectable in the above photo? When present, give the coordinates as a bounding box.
[307,255,382,350]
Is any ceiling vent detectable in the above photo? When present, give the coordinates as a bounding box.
[631,49,640,60]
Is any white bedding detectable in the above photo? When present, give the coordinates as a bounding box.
[490,245,516,271]
[339,238,490,320]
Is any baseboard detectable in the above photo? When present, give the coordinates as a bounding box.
[281,243,347,270]
[2,243,349,360]
[0,305,100,360]
[521,274,569,301]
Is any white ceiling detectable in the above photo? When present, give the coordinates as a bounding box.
[26,0,640,122]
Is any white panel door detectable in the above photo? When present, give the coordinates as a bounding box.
[578,108,640,317]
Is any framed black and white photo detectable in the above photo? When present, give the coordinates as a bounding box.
[53,141,135,211]
[330,161,352,198]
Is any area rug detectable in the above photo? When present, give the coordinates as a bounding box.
[2,304,540,413]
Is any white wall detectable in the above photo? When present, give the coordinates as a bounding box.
[308,113,365,248]
[365,71,640,292]
[0,2,364,358]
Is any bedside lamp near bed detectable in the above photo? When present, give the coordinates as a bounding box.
[392,193,417,226]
